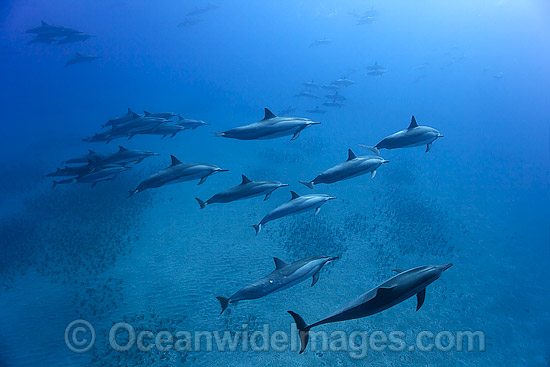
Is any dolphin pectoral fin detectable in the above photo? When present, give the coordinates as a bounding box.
[195,198,207,209]
[216,296,230,314]
[291,127,306,140]
[375,286,397,302]
[264,192,271,201]
[314,207,321,216]
[311,271,320,287]
[426,143,432,152]
[198,176,208,185]
[252,224,261,235]
[416,289,426,311]
[287,311,310,354]
[371,170,377,179]
[136,158,144,164]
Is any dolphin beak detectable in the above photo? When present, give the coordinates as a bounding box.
[311,121,322,125]
[280,183,290,187]
[218,169,229,172]
[438,134,445,138]
[328,196,337,200]
[442,263,453,271]
[328,256,340,262]
[382,160,390,164]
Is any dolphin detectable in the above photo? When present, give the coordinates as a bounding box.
[186,3,220,16]
[288,263,453,354]
[28,34,57,44]
[195,175,288,209]
[109,116,167,137]
[295,91,319,99]
[75,165,131,187]
[57,32,95,44]
[366,61,385,71]
[103,108,140,128]
[215,108,321,141]
[46,164,91,177]
[322,101,344,108]
[26,21,78,37]
[277,106,296,116]
[139,123,187,139]
[299,149,389,189]
[306,106,326,115]
[172,117,210,130]
[367,69,386,76]
[178,17,202,27]
[65,52,100,67]
[309,38,332,47]
[93,146,159,166]
[360,115,443,154]
[217,256,339,314]
[252,191,336,235]
[143,111,179,120]
[321,84,339,91]
[303,80,321,89]
[331,77,355,87]
[128,155,228,196]
[324,91,346,101]
[63,150,105,165]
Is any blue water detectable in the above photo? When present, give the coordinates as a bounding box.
[1,0,549,366]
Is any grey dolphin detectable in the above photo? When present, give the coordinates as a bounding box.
[366,61,385,71]
[299,149,389,189]
[103,108,140,128]
[331,77,355,87]
[26,21,78,37]
[215,108,320,141]
[93,146,159,166]
[367,69,386,76]
[252,191,336,235]
[57,32,95,44]
[138,123,187,139]
[173,117,210,130]
[303,80,321,89]
[309,38,332,47]
[324,91,347,101]
[63,150,105,165]
[305,106,326,115]
[216,256,339,314]
[143,111,180,120]
[75,165,130,187]
[195,175,288,209]
[361,115,443,154]
[46,164,91,178]
[128,155,228,196]
[322,101,344,108]
[288,263,453,353]
[295,91,319,99]
[65,52,100,67]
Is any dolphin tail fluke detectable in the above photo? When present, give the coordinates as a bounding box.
[359,145,380,155]
[127,190,137,198]
[195,198,207,209]
[216,296,230,314]
[252,224,261,235]
[287,311,310,354]
[52,181,58,189]
[299,180,314,189]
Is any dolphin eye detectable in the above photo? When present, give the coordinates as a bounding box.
[269,279,274,284]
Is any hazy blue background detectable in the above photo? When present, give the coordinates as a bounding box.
[0,0,549,366]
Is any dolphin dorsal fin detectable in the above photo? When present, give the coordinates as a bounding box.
[273,257,288,270]
[41,21,48,26]
[127,107,132,114]
[144,111,151,116]
[347,149,357,161]
[118,146,127,152]
[241,175,252,184]
[178,116,183,121]
[170,155,182,166]
[408,115,418,129]
[88,149,95,154]
[263,108,276,120]
[290,191,300,200]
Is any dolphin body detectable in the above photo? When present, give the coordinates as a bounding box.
[63,150,105,165]
[252,191,336,235]
[93,146,159,166]
[65,52,100,67]
[306,106,326,115]
[143,111,179,120]
[195,175,288,209]
[57,32,95,44]
[288,264,453,354]
[324,91,347,101]
[299,149,389,189]
[216,256,339,314]
[216,108,320,141]
[103,108,140,128]
[172,117,210,130]
[75,165,130,187]
[361,115,443,154]
[128,155,228,196]
[140,123,187,139]
[331,77,355,87]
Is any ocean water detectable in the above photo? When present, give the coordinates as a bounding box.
[0,0,549,366]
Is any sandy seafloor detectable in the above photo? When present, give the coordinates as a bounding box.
[0,132,548,367]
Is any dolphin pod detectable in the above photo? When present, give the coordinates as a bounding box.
[361,115,444,154]
[288,264,453,353]
[216,256,338,314]
[252,191,337,235]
